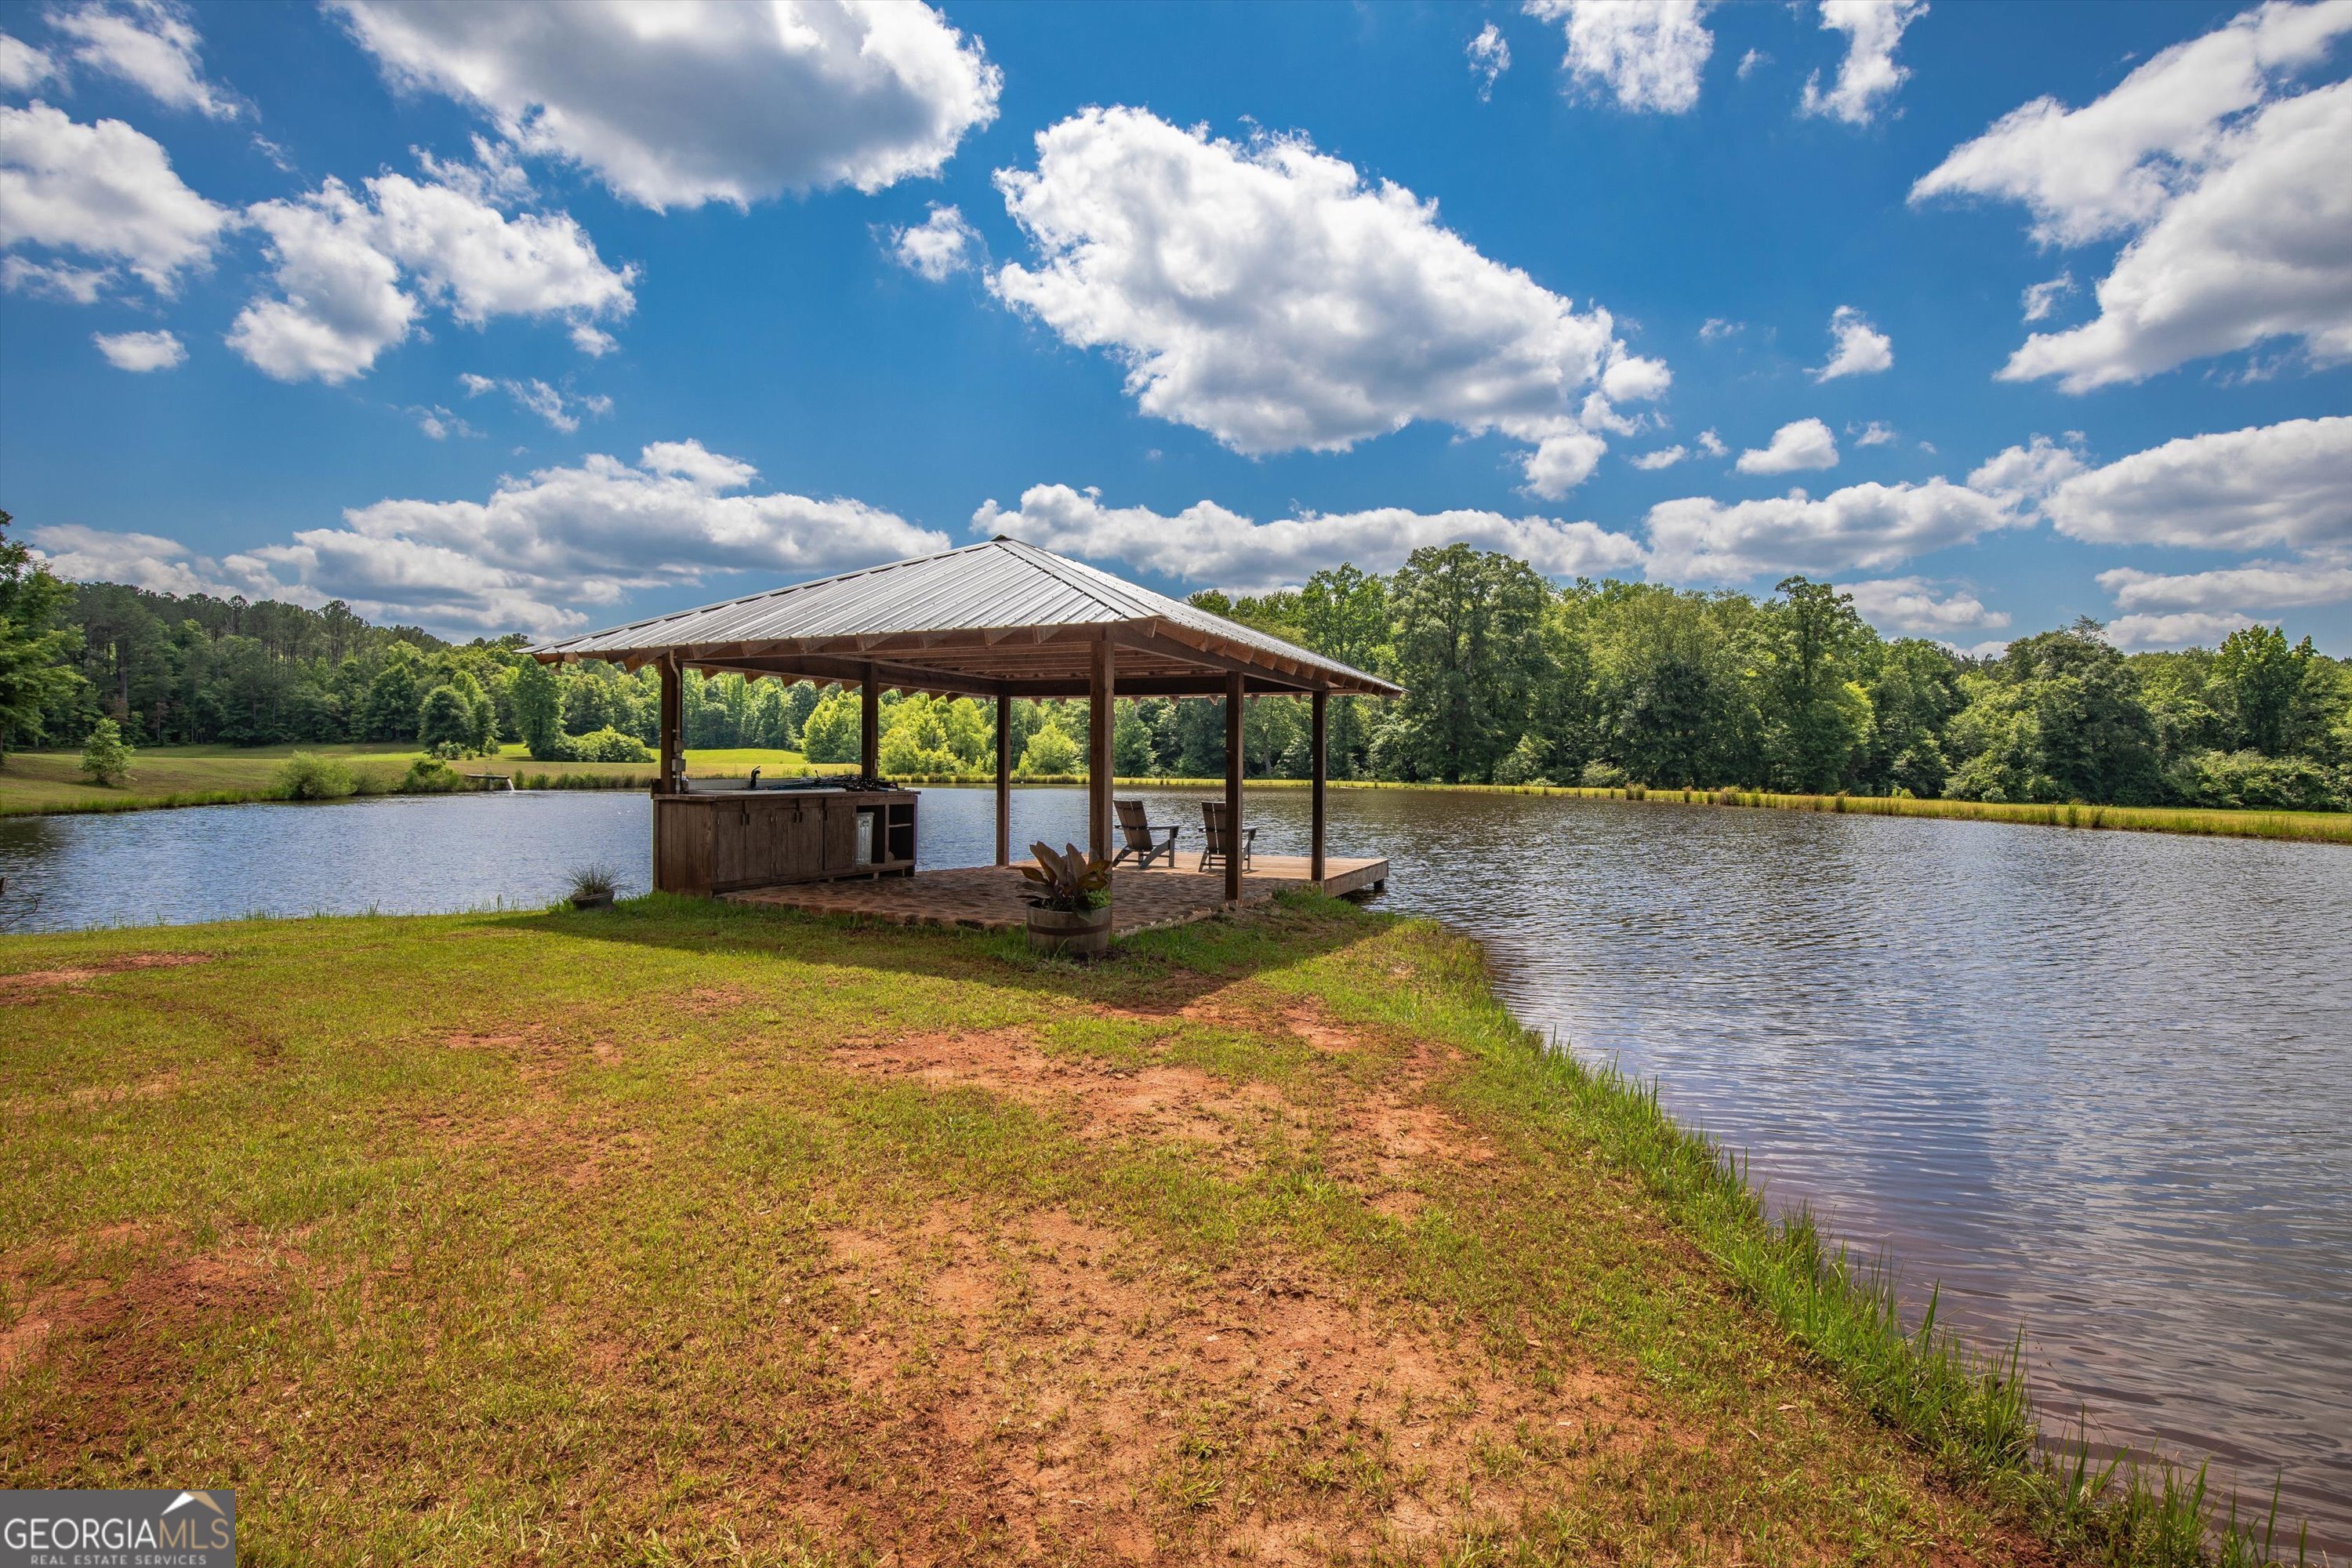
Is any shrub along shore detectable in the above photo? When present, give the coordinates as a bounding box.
[0,893,2302,1563]
[5,743,2349,845]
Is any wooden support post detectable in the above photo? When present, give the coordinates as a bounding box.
[1089,635,1115,866]
[859,664,879,780]
[995,691,1012,867]
[658,656,682,796]
[1310,688,1327,887]
[1224,671,1244,904]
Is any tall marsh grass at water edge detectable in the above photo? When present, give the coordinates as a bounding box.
[513,771,655,791]
[902,775,2351,847]
[1528,1028,2314,1566]
[1475,782,2352,846]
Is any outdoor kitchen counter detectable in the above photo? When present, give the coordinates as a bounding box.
[652,787,916,897]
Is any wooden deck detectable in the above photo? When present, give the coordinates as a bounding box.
[722,855,1388,935]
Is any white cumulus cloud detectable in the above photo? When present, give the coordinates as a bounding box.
[990,106,1657,497]
[2042,414,2351,550]
[1965,431,2087,505]
[1644,477,2026,581]
[1813,304,1893,379]
[1630,445,1687,470]
[0,31,58,90]
[27,522,256,596]
[1914,2,2352,390]
[2104,610,2269,651]
[332,0,1001,212]
[93,325,182,369]
[2098,561,2352,612]
[1800,0,1927,125]
[1468,22,1512,99]
[0,101,228,293]
[459,372,610,433]
[1,253,108,301]
[1526,0,1714,114]
[2020,271,2073,321]
[1736,417,1839,474]
[227,165,634,383]
[410,404,477,441]
[2002,82,2352,389]
[1843,575,2010,637]
[47,0,239,118]
[890,201,977,281]
[205,440,950,635]
[974,484,1647,594]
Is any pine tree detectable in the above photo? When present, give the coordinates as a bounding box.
[78,717,133,786]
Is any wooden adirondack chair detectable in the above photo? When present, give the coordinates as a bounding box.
[1198,800,1255,873]
[1112,799,1181,868]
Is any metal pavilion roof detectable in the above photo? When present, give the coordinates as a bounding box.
[528,537,1401,699]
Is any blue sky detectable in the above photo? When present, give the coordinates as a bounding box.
[2,0,2347,652]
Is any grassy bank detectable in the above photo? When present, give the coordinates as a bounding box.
[0,743,848,817]
[0,896,2296,1563]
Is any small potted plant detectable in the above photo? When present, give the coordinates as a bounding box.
[566,863,619,910]
[1019,840,1113,958]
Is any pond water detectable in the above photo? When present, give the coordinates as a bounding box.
[5,785,2348,1543]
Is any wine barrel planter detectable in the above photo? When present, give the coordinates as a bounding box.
[1026,903,1113,959]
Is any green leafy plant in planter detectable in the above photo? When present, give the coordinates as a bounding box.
[566,863,619,909]
[1019,841,1113,958]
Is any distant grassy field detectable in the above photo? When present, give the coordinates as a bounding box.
[0,893,2271,1564]
[0,743,847,816]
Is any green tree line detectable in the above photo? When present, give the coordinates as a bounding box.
[5,514,2347,809]
[1203,546,2350,811]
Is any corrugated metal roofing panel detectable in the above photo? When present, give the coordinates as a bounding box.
[529,539,1400,695]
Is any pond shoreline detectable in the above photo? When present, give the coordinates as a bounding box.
[0,894,2307,1560]
[5,749,2347,844]
[6,785,2345,1547]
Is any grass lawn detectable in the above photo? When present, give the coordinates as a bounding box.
[0,743,844,816]
[2,892,2212,1566]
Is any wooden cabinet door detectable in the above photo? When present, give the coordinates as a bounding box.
[781,801,823,883]
[710,804,753,890]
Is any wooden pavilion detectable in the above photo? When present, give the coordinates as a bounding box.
[528,538,1399,920]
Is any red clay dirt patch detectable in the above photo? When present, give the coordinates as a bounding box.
[800,1201,1664,1564]
[833,1027,1298,1167]
[0,1226,307,1414]
[831,1013,1504,1215]
[0,1279,105,1384]
[1279,1004,1365,1055]
[0,952,212,998]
